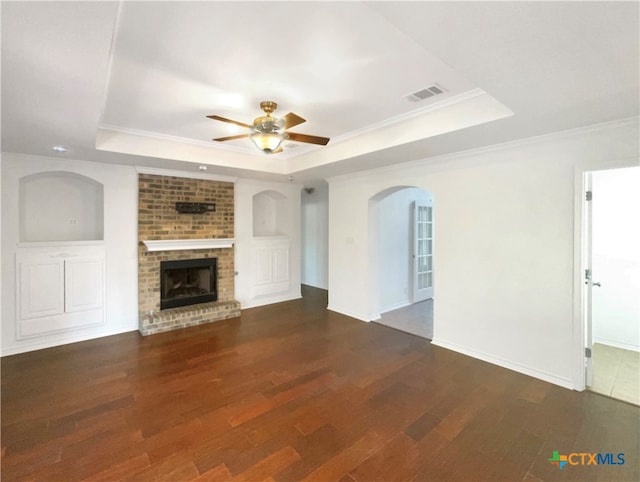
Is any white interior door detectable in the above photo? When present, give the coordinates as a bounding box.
[584,174,594,388]
[413,202,433,302]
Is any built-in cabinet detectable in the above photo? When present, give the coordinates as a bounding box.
[17,248,105,338]
[251,237,290,298]
[248,189,293,301]
[16,246,105,338]
[13,171,107,339]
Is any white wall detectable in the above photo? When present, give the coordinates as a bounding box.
[301,182,328,290]
[592,167,640,351]
[328,118,639,390]
[1,153,139,355]
[235,178,302,308]
[378,187,432,312]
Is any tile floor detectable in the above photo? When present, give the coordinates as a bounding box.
[590,342,640,406]
[375,299,433,339]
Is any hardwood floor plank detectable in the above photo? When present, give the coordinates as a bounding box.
[274,424,347,482]
[299,431,386,482]
[192,463,232,482]
[349,433,418,482]
[227,372,333,427]
[83,453,150,482]
[2,287,639,482]
[231,446,300,482]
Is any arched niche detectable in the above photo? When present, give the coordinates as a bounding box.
[19,171,104,242]
[252,190,289,237]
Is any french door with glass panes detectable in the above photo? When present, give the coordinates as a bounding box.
[413,202,434,302]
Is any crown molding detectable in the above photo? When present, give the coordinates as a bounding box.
[328,88,487,146]
[96,124,312,161]
[134,166,238,183]
[98,123,239,150]
[327,116,640,183]
[0,151,136,172]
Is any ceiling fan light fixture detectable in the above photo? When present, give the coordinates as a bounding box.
[208,100,329,153]
[250,131,284,153]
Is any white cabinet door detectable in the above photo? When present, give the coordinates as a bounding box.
[19,257,65,320]
[251,238,291,297]
[273,247,290,283]
[64,257,104,312]
[254,247,274,285]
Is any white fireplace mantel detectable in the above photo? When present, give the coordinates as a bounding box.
[142,238,235,252]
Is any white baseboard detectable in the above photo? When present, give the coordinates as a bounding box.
[380,300,412,314]
[1,326,137,357]
[241,293,302,309]
[593,337,640,353]
[301,281,328,290]
[430,337,575,390]
[327,304,376,322]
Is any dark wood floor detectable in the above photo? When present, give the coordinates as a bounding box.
[2,286,638,481]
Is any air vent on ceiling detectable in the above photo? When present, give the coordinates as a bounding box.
[405,84,446,103]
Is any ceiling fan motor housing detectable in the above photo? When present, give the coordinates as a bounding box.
[259,101,277,114]
[253,115,284,134]
[253,101,283,134]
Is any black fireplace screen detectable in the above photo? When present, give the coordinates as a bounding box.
[160,258,217,310]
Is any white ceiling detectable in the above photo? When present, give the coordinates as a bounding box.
[2,1,638,183]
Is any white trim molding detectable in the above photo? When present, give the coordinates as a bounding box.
[327,304,378,322]
[327,116,640,184]
[135,166,238,183]
[431,337,575,390]
[142,238,235,252]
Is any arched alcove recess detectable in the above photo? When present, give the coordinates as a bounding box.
[252,190,289,237]
[368,185,434,332]
[19,171,104,242]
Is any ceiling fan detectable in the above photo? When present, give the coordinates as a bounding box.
[207,101,330,154]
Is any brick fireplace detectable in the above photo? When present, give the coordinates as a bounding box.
[137,173,240,335]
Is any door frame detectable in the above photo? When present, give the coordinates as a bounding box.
[412,201,434,303]
[573,160,639,391]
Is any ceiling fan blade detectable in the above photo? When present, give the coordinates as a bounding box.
[282,112,306,129]
[286,132,330,146]
[213,134,250,142]
[207,115,251,129]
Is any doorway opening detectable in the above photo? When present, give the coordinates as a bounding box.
[582,166,639,405]
[300,182,329,297]
[368,186,434,339]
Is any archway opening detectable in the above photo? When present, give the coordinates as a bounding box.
[369,185,434,339]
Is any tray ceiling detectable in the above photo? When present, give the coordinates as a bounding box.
[2,1,638,182]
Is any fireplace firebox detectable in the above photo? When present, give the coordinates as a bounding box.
[160,258,217,310]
